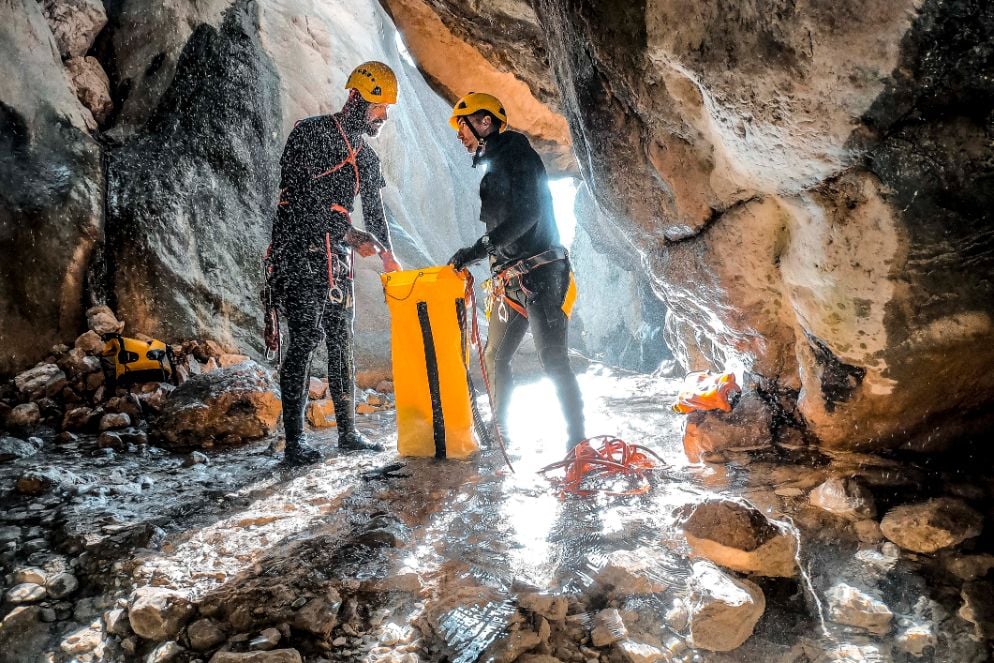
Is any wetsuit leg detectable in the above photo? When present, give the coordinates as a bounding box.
[523,263,585,447]
[324,280,356,434]
[280,284,326,442]
[484,302,529,435]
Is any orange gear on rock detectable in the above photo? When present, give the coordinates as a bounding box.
[671,371,741,414]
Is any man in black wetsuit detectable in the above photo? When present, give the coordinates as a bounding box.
[269,61,402,465]
[446,92,585,450]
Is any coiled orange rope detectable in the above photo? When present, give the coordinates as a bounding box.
[539,435,666,498]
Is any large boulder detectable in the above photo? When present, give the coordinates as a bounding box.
[680,499,797,577]
[128,587,195,641]
[39,0,107,59]
[390,0,994,453]
[152,360,281,448]
[880,498,983,553]
[681,389,774,462]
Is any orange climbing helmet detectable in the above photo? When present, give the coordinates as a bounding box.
[449,92,508,132]
[346,61,398,105]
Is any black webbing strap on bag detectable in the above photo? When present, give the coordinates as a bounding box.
[416,302,447,459]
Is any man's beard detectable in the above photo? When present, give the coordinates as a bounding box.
[365,120,384,136]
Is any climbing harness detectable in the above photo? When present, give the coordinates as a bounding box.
[483,247,576,322]
[539,436,666,498]
[671,370,741,414]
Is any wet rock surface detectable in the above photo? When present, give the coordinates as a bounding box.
[1,370,991,661]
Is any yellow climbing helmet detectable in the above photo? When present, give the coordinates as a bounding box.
[345,61,398,104]
[449,92,508,132]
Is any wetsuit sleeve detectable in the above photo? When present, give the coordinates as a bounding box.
[358,150,392,250]
[480,151,545,249]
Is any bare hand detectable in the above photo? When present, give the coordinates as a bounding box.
[380,251,402,273]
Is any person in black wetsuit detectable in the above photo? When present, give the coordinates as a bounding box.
[446,92,586,450]
[269,61,402,465]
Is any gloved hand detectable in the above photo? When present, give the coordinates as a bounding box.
[448,239,486,270]
[345,227,385,258]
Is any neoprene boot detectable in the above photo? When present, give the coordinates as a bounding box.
[284,435,323,465]
[338,430,384,452]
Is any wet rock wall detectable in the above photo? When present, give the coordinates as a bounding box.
[390,0,994,452]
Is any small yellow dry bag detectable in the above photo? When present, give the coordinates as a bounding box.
[381,266,478,459]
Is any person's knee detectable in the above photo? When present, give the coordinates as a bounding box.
[538,344,571,374]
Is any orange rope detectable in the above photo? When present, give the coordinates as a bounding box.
[539,435,665,498]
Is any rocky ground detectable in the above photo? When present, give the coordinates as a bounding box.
[3,346,994,662]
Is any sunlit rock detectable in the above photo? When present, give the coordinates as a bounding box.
[895,623,936,657]
[47,572,79,599]
[5,582,47,604]
[306,399,336,428]
[686,561,764,652]
[825,583,893,635]
[14,364,62,396]
[39,0,107,58]
[680,499,797,577]
[292,594,341,639]
[809,477,877,521]
[153,361,281,448]
[590,608,627,647]
[307,377,327,400]
[86,305,124,336]
[880,498,983,553]
[128,586,195,641]
[209,651,302,663]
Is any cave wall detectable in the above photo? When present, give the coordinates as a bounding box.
[389,0,994,452]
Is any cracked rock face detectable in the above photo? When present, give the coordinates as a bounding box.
[392,0,994,452]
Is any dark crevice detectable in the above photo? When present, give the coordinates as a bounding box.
[663,194,764,245]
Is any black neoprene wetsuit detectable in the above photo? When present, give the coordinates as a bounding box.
[467,130,585,446]
[270,113,392,442]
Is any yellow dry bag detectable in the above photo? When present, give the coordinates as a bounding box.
[381,266,479,459]
[101,334,176,388]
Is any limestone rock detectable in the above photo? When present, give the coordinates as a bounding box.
[46,572,79,599]
[0,0,103,377]
[136,382,176,413]
[307,377,328,400]
[153,361,281,448]
[942,553,994,581]
[518,592,569,621]
[60,619,103,654]
[825,583,893,635]
[187,618,226,651]
[617,640,667,663]
[99,412,131,431]
[292,594,341,638]
[687,562,764,652]
[39,0,107,58]
[128,587,195,641]
[682,390,774,461]
[880,498,983,553]
[14,364,62,396]
[209,651,302,663]
[63,406,96,431]
[590,608,627,647]
[591,548,669,596]
[6,583,47,604]
[853,519,884,544]
[0,436,38,462]
[680,499,797,577]
[15,467,82,495]
[809,477,877,520]
[896,624,936,657]
[306,399,336,428]
[7,403,42,430]
[12,568,46,585]
[104,608,133,636]
[959,580,994,641]
[147,641,185,662]
[75,330,105,354]
[66,56,113,125]
[86,305,124,336]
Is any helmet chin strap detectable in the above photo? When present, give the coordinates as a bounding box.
[464,119,487,168]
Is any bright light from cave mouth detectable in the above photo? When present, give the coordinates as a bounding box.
[549,176,578,248]
[394,31,416,67]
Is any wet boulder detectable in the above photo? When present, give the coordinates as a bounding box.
[305,399,336,428]
[686,561,764,652]
[590,608,627,647]
[292,593,341,639]
[15,467,83,496]
[186,618,226,651]
[153,361,281,448]
[128,586,195,641]
[0,436,38,462]
[590,548,670,596]
[7,403,42,431]
[809,477,877,521]
[682,390,774,462]
[825,583,893,635]
[680,499,797,577]
[85,305,123,336]
[5,583,47,604]
[208,651,302,663]
[74,330,105,354]
[880,498,983,553]
[959,580,994,641]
